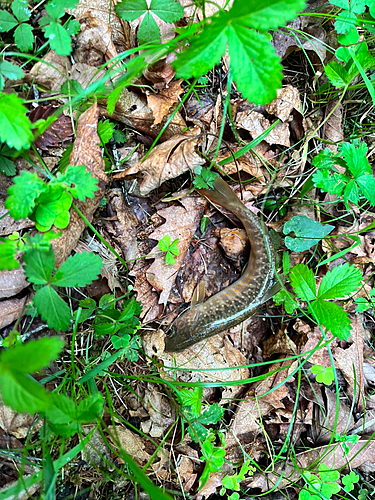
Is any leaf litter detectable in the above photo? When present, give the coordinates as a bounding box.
[3,0,375,497]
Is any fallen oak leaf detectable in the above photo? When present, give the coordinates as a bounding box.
[113,130,204,195]
[146,79,184,125]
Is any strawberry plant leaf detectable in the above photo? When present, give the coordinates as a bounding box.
[273,288,299,314]
[0,239,19,270]
[42,21,73,56]
[193,166,219,189]
[0,10,18,31]
[198,403,224,425]
[309,299,352,340]
[356,174,375,205]
[0,60,24,88]
[339,141,370,176]
[0,371,53,414]
[149,0,183,22]
[0,337,64,374]
[335,10,357,33]
[23,248,55,285]
[5,171,46,219]
[115,0,148,21]
[180,387,203,417]
[325,60,351,87]
[56,165,98,201]
[283,216,334,252]
[0,92,33,150]
[318,262,362,299]
[11,0,30,22]
[33,285,72,331]
[137,12,160,44]
[289,264,316,301]
[14,23,33,51]
[52,252,102,287]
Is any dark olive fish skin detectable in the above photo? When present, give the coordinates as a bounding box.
[164,176,279,353]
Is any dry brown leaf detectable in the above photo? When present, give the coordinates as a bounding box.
[265,85,302,122]
[0,268,28,299]
[0,400,39,439]
[253,361,293,410]
[146,195,206,305]
[0,296,29,330]
[235,110,291,147]
[143,57,176,86]
[30,105,73,151]
[323,99,344,151]
[147,79,184,125]
[110,426,152,466]
[143,329,250,400]
[139,387,176,437]
[52,103,108,267]
[0,197,34,236]
[114,132,204,195]
[74,13,118,65]
[214,228,249,262]
[26,51,70,91]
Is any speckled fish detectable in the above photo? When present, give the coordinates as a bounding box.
[164,176,280,353]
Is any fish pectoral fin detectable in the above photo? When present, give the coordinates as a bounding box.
[261,277,283,303]
[191,281,206,308]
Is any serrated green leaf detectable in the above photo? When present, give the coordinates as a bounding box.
[51,252,102,287]
[115,0,148,21]
[228,26,282,104]
[138,12,160,44]
[43,21,72,56]
[65,18,80,35]
[0,239,19,270]
[283,216,334,252]
[33,285,72,331]
[344,178,360,205]
[56,165,98,201]
[289,264,316,301]
[0,60,24,82]
[318,262,362,299]
[0,10,17,32]
[23,248,55,285]
[149,0,183,23]
[335,10,357,33]
[309,298,352,340]
[312,169,345,196]
[0,337,64,374]
[0,370,53,414]
[188,420,210,442]
[0,92,33,150]
[229,0,305,31]
[273,288,299,314]
[355,296,372,311]
[45,0,78,19]
[339,141,370,177]
[325,60,351,87]
[180,387,202,416]
[356,173,375,205]
[5,171,46,219]
[198,403,224,425]
[12,0,30,22]
[98,120,114,145]
[14,22,33,52]
[312,148,336,170]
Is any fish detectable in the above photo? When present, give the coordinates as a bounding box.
[164,176,280,353]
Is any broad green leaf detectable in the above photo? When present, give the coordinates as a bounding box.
[325,60,351,87]
[0,92,33,150]
[14,22,33,52]
[309,299,352,339]
[33,186,72,231]
[0,371,53,414]
[188,420,210,442]
[57,165,98,200]
[311,148,336,170]
[0,10,17,32]
[283,216,334,252]
[45,0,78,19]
[5,170,45,219]
[339,141,370,177]
[54,209,70,229]
[97,120,114,145]
[43,21,72,56]
[180,387,202,416]
[228,26,282,104]
[0,60,24,82]
[12,0,30,22]
[158,234,171,252]
[65,18,80,35]
[337,26,359,44]
[356,174,375,205]
[289,264,316,301]
[318,262,362,299]
[115,0,148,21]
[311,365,334,385]
[165,251,176,265]
[343,178,359,205]
[229,0,305,30]
[0,337,64,374]
[194,166,219,189]
[273,288,299,314]
[23,248,55,285]
[138,12,160,44]
[118,297,141,321]
[51,251,102,287]
[335,10,357,33]
[355,296,372,312]
[169,239,179,256]
[33,285,72,331]
[198,403,224,425]
[0,239,19,270]
[342,471,359,492]
[312,169,345,196]
[149,0,184,23]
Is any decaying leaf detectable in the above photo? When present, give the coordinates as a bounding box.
[235,109,291,147]
[0,268,29,299]
[0,296,30,330]
[265,84,302,122]
[147,79,184,125]
[114,131,204,195]
[30,105,73,151]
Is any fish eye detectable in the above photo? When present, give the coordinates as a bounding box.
[166,325,176,338]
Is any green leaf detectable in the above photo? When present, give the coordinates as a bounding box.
[229,0,305,30]
[180,387,202,416]
[33,186,72,231]
[11,0,30,22]
[43,21,72,56]
[14,22,33,52]
[115,0,148,21]
[169,239,179,256]
[0,60,24,82]
[138,12,160,44]
[0,10,18,32]
[52,252,102,287]
[289,264,316,301]
[312,169,344,196]
[198,403,224,425]
[325,60,351,87]
[56,165,98,201]
[158,234,171,252]
[23,248,55,285]
[33,285,72,331]
[228,25,282,104]
[98,120,114,145]
[311,365,334,385]
[339,141,370,176]
[150,0,184,22]
[309,298,352,340]
[0,371,53,414]
[0,337,64,374]
[165,251,176,265]
[193,166,219,189]
[0,239,19,270]
[283,216,334,252]
[45,0,78,19]
[5,171,46,219]
[342,471,359,492]
[312,148,337,170]
[335,10,357,33]
[356,174,375,205]
[273,288,299,314]
[0,92,33,150]
[355,296,372,311]
[317,262,362,299]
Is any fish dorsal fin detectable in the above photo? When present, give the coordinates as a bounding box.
[190,281,206,309]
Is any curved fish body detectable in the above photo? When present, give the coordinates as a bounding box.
[164,176,279,353]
